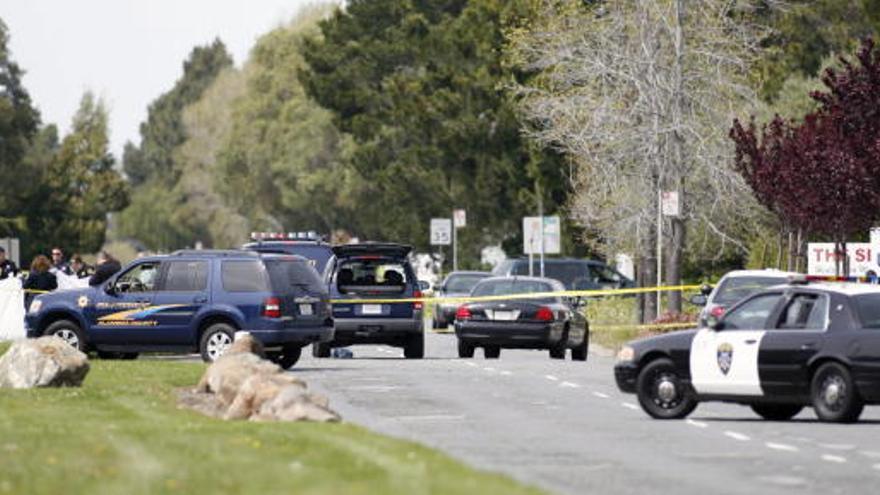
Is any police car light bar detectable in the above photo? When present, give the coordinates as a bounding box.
[789,274,878,285]
[250,231,322,241]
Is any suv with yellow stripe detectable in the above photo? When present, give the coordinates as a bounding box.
[24,250,333,368]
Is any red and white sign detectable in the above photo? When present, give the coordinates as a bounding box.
[807,243,879,276]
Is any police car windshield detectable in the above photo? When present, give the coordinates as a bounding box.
[445,275,487,293]
[714,276,788,305]
[853,294,880,328]
[472,280,558,304]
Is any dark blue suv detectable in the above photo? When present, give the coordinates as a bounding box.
[242,234,333,273]
[317,243,424,359]
[24,250,333,369]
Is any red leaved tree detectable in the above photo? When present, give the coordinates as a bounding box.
[731,38,880,275]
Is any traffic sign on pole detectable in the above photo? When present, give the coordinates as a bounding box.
[453,209,466,228]
[430,218,452,246]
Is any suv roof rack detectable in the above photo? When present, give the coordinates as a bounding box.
[171,249,258,257]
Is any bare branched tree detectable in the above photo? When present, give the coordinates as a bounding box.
[509,0,774,319]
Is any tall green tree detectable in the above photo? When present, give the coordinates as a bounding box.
[30,93,129,255]
[0,18,40,235]
[300,0,569,262]
[122,39,233,186]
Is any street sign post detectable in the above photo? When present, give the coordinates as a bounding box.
[430,218,452,246]
[523,216,561,277]
[452,209,466,271]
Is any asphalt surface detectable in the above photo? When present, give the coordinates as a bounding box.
[296,330,880,495]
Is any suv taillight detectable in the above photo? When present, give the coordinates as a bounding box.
[413,290,423,310]
[456,305,472,320]
[263,297,281,318]
[535,306,555,322]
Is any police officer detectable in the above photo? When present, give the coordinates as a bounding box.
[51,247,73,276]
[0,247,18,280]
[89,251,121,287]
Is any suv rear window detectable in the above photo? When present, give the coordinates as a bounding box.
[337,258,408,294]
[222,260,269,292]
[265,259,325,294]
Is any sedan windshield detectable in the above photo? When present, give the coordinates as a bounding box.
[713,276,788,306]
[472,280,558,303]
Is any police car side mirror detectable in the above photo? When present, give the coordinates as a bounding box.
[706,314,723,331]
[689,294,708,306]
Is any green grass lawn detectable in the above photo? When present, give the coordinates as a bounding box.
[0,343,543,495]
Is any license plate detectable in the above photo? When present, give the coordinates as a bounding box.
[493,310,517,321]
[299,304,313,316]
[362,304,382,315]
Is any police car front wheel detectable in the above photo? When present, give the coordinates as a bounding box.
[636,358,697,420]
[44,320,86,352]
[811,362,864,423]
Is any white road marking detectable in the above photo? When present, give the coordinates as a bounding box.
[818,443,855,451]
[483,367,496,372]
[621,402,639,410]
[686,419,708,429]
[559,381,580,388]
[861,451,880,459]
[465,362,477,367]
[592,391,610,399]
[765,442,799,453]
[499,370,513,376]
[724,431,750,442]
[821,454,847,464]
[545,375,559,381]
[872,463,880,471]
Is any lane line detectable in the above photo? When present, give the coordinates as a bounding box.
[724,431,750,442]
[765,442,799,453]
[873,463,880,471]
[818,443,855,451]
[592,391,610,399]
[545,375,559,381]
[483,367,496,372]
[686,419,708,429]
[499,370,513,376]
[821,454,847,464]
[621,402,639,411]
[465,362,477,367]
[559,381,580,388]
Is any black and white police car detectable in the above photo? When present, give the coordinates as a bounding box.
[615,277,880,423]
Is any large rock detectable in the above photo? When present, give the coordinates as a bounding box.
[182,337,339,423]
[0,337,90,388]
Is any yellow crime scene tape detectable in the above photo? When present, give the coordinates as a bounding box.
[328,284,703,305]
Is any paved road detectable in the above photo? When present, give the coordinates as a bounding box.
[296,331,880,495]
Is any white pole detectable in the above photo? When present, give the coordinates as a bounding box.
[657,190,663,319]
[529,233,534,277]
[452,213,458,272]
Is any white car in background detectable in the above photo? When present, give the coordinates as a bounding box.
[691,269,799,326]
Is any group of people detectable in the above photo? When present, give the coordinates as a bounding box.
[0,247,123,307]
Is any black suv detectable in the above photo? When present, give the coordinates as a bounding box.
[242,233,334,273]
[318,243,425,358]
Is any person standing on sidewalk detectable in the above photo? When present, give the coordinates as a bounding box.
[0,247,18,280]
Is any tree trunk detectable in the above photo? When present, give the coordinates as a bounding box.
[639,253,657,324]
[775,232,784,269]
[666,216,685,313]
[786,231,795,272]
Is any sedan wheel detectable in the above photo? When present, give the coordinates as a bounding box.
[811,362,864,423]
[458,340,475,358]
[484,346,500,359]
[636,358,697,420]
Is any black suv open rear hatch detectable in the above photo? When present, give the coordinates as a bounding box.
[332,243,412,260]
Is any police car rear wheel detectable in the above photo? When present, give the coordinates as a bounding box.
[750,404,803,421]
[811,362,864,423]
[636,358,697,420]
[200,323,236,363]
[44,320,85,352]
[484,345,501,359]
[267,346,302,370]
[457,340,475,358]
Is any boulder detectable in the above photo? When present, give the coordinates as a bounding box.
[0,337,90,388]
[183,339,338,423]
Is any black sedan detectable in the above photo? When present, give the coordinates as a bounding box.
[454,276,589,360]
[615,280,880,423]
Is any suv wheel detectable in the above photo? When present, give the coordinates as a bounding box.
[312,343,332,358]
[44,320,86,352]
[404,332,424,359]
[457,340,475,358]
[267,346,302,370]
[199,323,236,363]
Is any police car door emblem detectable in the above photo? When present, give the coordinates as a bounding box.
[717,343,733,375]
[77,295,89,308]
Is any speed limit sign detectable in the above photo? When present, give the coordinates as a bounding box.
[430,218,452,246]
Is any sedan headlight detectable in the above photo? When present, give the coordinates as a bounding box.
[617,345,635,363]
[28,299,42,314]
